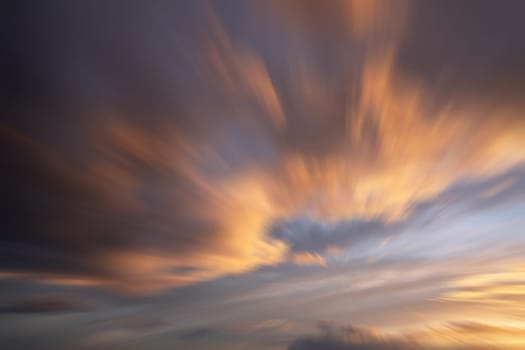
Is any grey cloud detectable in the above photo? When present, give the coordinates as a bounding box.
[397,0,525,109]
[0,295,89,314]
[271,164,525,256]
[271,218,389,254]
[289,337,416,350]
[287,331,502,350]
[407,164,525,230]
[288,324,420,350]
[178,327,217,341]
[1,0,283,289]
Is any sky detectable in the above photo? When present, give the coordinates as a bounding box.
[2,1,525,349]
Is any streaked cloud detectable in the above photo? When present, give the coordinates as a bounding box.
[2,1,525,349]
[3,0,525,295]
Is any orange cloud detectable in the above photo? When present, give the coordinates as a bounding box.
[292,252,327,267]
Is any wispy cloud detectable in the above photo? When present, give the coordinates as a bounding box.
[2,1,525,349]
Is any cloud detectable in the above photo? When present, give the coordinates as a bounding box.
[0,295,88,314]
[434,265,525,336]
[288,321,523,350]
[292,252,327,267]
[289,337,416,350]
[2,0,524,296]
[177,327,217,341]
[1,121,289,293]
[288,323,420,350]
[397,0,525,108]
[406,321,525,349]
[271,217,388,254]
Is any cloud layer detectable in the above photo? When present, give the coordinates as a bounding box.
[3,1,525,296]
[2,6,525,350]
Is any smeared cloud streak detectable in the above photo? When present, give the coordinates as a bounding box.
[3,1,524,296]
[2,2,525,349]
[288,321,524,350]
[0,295,88,314]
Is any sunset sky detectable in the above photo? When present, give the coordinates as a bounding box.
[2,1,525,349]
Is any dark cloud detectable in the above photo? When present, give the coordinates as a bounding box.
[178,327,217,341]
[289,337,415,350]
[0,295,88,314]
[1,0,287,291]
[288,324,419,350]
[397,0,525,109]
[287,326,508,350]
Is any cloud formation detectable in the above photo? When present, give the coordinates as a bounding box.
[287,320,525,350]
[288,323,420,350]
[2,0,525,297]
[0,295,88,314]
